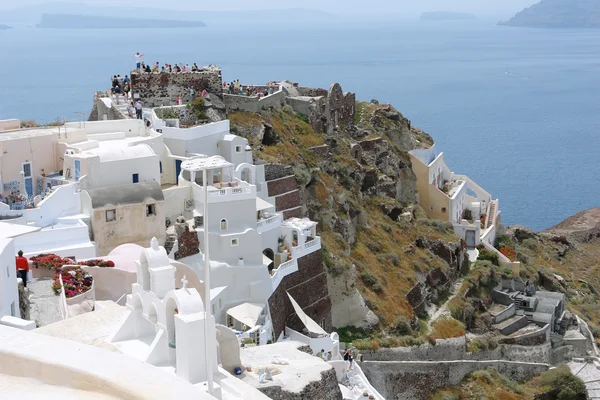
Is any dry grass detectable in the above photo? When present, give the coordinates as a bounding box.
[428,318,465,341]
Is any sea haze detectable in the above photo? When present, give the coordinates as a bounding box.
[0,21,598,231]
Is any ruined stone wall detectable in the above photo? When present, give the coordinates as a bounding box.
[268,250,332,340]
[256,368,342,400]
[361,360,549,400]
[361,338,552,364]
[131,70,223,107]
[296,87,328,97]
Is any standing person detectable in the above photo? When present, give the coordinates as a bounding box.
[123,83,131,100]
[128,102,135,118]
[15,250,29,288]
[134,52,144,70]
[124,75,130,84]
[343,349,353,371]
[326,351,332,361]
[135,100,143,120]
[201,88,208,97]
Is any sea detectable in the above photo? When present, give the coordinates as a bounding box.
[0,20,598,231]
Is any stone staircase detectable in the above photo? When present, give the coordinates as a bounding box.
[486,200,497,229]
[569,359,600,399]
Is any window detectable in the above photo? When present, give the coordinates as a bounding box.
[22,162,31,178]
[132,173,139,183]
[106,209,116,222]
[219,298,222,309]
[146,204,156,217]
[6,266,9,277]
[231,238,239,247]
[220,219,228,230]
[159,162,163,173]
[235,145,242,153]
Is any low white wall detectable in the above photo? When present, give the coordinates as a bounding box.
[82,266,135,303]
[0,324,214,399]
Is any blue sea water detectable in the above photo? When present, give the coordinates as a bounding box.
[0,22,598,231]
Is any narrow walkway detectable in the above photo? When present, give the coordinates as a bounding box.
[28,277,63,327]
[338,362,384,400]
[569,360,600,399]
[427,278,464,330]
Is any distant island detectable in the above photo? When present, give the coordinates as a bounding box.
[499,0,600,28]
[420,11,476,21]
[35,14,206,29]
[0,24,13,30]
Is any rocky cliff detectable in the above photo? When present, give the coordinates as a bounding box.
[499,0,600,28]
[230,99,467,335]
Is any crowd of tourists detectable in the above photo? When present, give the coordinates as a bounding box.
[223,80,276,98]
[134,52,205,74]
[110,74,132,102]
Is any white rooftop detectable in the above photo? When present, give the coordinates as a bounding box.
[181,155,232,172]
[85,144,155,162]
[0,127,59,141]
[282,218,318,230]
[0,222,41,238]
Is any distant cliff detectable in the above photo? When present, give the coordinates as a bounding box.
[0,24,12,30]
[36,13,206,29]
[420,11,476,21]
[499,0,600,28]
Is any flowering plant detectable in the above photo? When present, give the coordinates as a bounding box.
[498,246,517,261]
[30,254,75,271]
[82,259,115,268]
[52,267,93,298]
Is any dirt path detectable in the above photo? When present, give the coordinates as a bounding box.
[427,278,464,330]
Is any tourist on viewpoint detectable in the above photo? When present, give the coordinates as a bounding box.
[134,52,144,69]
[16,250,29,288]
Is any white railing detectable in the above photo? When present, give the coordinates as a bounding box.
[290,236,322,259]
[271,259,298,291]
[257,214,283,230]
[208,186,252,197]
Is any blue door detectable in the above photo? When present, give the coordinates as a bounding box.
[24,178,33,198]
[74,160,81,180]
[132,173,139,183]
[175,160,182,184]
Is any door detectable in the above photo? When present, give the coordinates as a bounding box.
[132,173,139,183]
[465,230,476,248]
[22,162,33,197]
[74,160,81,180]
[175,160,182,184]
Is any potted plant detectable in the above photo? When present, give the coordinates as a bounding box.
[41,168,46,177]
[369,396,375,400]
[363,392,369,398]
[278,235,286,252]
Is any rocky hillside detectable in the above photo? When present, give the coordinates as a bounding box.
[499,0,600,28]
[231,102,468,335]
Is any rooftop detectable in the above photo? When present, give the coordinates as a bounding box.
[0,221,41,238]
[0,127,60,141]
[181,155,232,172]
[282,218,318,230]
[85,181,164,208]
[85,143,156,162]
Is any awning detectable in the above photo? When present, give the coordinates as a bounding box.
[287,293,328,336]
[256,197,274,211]
[262,254,273,267]
[226,303,265,328]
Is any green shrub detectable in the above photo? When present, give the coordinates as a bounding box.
[361,272,379,287]
[391,316,413,336]
[297,113,309,124]
[372,283,384,294]
[282,104,294,114]
[155,106,180,119]
[187,96,206,120]
[477,249,499,266]
[539,365,587,400]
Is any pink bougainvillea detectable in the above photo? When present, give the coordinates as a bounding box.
[52,267,93,298]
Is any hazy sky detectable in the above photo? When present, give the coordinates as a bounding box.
[2,0,539,16]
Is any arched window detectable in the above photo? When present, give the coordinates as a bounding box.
[220,219,228,230]
[159,161,163,173]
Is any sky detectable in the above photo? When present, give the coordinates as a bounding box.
[0,0,540,17]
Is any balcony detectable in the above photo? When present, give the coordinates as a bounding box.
[290,236,322,259]
[192,179,256,204]
[257,213,283,233]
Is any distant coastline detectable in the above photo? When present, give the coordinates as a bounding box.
[0,24,13,30]
[499,0,600,28]
[420,11,476,21]
[36,14,206,29]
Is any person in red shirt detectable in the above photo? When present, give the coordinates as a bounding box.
[15,250,29,288]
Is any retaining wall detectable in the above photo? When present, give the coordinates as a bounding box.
[361,360,549,400]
